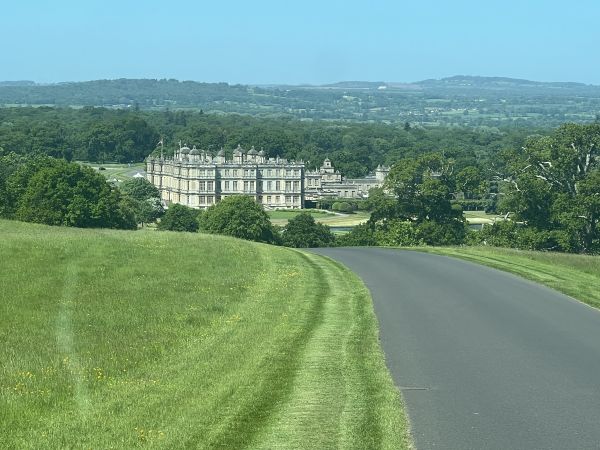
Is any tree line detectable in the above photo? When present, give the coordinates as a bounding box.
[0,106,538,177]
[0,154,162,230]
[340,123,600,254]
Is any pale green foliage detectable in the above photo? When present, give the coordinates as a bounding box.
[120,178,164,225]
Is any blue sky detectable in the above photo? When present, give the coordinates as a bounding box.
[2,0,599,84]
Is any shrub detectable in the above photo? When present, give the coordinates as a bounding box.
[336,223,378,247]
[199,195,276,243]
[374,219,421,247]
[157,204,199,232]
[282,213,335,248]
[416,220,467,246]
[473,221,579,252]
[332,201,356,213]
[10,157,136,230]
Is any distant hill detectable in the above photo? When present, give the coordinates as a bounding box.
[417,75,589,89]
[1,76,599,127]
[0,80,36,87]
[321,81,387,89]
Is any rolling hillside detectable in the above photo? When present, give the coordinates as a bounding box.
[1,76,599,126]
[0,220,410,449]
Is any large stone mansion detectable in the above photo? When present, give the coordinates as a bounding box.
[145,144,389,209]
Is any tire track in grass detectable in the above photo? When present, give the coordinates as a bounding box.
[253,253,412,450]
[207,250,331,449]
[55,260,90,420]
[252,253,349,449]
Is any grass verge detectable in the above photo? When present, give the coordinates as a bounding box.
[416,246,600,309]
[0,220,410,449]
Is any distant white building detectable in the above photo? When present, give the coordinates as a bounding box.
[305,158,390,201]
[146,144,389,209]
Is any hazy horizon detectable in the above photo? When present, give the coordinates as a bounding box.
[3,0,600,85]
[2,74,598,87]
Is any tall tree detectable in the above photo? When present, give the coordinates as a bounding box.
[199,195,277,243]
[498,123,600,252]
[11,158,136,229]
[382,153,466,245]
[157,204,199,232]
[120,178,164,226]
[282,213,335,248]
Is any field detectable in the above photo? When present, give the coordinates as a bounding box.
[0,220,410,449]
[417,246,600,309]
[463,211,504,225]
[84,162,146,184]
[269,210,370,227]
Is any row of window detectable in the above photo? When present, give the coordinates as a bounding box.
[172,193,302,206]
[264,195,301,204]
[153,167,303,178]
[172,194,216,205]
[168,180,302,193]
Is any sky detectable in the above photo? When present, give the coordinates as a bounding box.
[2,0,600,85]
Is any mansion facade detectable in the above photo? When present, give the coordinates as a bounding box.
[145,144,389,209]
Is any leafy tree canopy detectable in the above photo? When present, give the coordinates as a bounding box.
[282,213,335,248]
[119,177,160,201]
[0,156,136,229]
[120,178,164,226]
[199,195,276,243]
[497,123,600,252]
[0,106,536,178]
[383,153,464,225]
[157,204,199,232]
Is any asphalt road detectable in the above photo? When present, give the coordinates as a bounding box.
[310,247,600,450]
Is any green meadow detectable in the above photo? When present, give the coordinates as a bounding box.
[268,210,370,227]
[85,162,147,184]
[0,220,410,449]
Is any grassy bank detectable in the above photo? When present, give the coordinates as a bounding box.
[0,220,410,449]
[417,246,600,309]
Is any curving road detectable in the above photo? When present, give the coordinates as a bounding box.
[310,247,600,450]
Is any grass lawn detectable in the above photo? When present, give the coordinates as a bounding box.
[463,211,504,225]
[416,246,600,309]
[0,220,410,449]
[83,162,146,184]
[268,209,334,222]
[269,210,370,227]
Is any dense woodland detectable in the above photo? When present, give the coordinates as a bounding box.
[0,106,538,178]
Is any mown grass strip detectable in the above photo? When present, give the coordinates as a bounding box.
[0,220,410,449]
[415,246,600,309]
[253,253,412,449]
